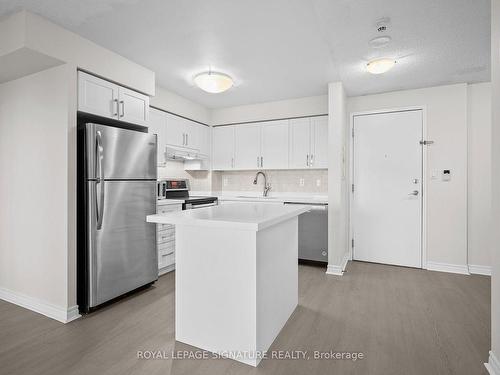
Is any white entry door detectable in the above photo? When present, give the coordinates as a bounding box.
[352,110,423,268]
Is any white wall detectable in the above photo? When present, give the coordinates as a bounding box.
[348,84,469,270]
[150,86,211,124]
[0,11,155,95]
[488,0,500,371]
[327,82,349,274]
[0,65,74,321]
[210,95,328,125]
[467,83,492,270]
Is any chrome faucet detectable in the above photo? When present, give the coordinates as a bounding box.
[253,171,272,197]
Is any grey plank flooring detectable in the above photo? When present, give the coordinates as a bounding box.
[0,261,490,375]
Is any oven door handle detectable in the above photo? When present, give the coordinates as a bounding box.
[186,202,218,209]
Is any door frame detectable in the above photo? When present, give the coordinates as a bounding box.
[348,106,428,268]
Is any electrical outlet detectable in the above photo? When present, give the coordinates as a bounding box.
[316,179,321,187]
[223,177,229,186]
[299,178,305,187]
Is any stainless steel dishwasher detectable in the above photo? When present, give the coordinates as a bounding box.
[284,202,328,263]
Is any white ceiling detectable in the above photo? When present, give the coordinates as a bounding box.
[0,0,491,108]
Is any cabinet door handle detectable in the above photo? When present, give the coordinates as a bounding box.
[310,154,314,166]
[260,156,263,168]
[306,154,309,167]
[119,100,125,118]
[112,99,118,116]
[186,133,188,146]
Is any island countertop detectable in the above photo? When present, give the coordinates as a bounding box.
[146,202,310,231]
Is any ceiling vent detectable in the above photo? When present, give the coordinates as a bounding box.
[369,18,392,48]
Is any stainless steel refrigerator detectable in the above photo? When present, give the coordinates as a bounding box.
[78,123,157,313]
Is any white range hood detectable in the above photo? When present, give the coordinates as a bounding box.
[165,145,207,161]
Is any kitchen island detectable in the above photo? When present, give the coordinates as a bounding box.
[147,203,309,366]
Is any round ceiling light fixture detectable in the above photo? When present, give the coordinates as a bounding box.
[193,70,233,93]
[366,58,396,74]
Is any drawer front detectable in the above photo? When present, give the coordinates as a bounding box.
[157,203,182,214]
[157,223,175,233]
[158,252,175,269]
[157,231,175,245]
[158,241,175,255]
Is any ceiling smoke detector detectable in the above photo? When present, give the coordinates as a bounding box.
[369,17,392,48]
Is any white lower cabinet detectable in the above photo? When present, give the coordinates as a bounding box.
[156,202,182,275]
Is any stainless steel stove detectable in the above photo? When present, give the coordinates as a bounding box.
[157,178,218,210]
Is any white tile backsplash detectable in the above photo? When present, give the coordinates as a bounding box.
[158,161,327,194]
[158,160,212,192]
[212,169,328,194]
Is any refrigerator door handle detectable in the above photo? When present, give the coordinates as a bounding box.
[96,131,105,230]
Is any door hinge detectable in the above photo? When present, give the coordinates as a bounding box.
[351,238,354,248]
[351,184,355,193]
[420,140,434,145]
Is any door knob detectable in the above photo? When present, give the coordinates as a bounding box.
[408,190,419,196]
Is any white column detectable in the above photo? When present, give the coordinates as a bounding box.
[487,0,500,373]
[326,82,349,275]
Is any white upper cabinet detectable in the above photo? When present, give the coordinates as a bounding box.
[289,118,312,169]
[165,113,185,148]
[234,124,261,170]
[78,71,149,127]
[197,125,211,156]
[289,116,328,169]
[78,71,119,118]
[310,116,328,169]
[210,115,327,171]
[148,108,167,166]
[212,126,235,170]
[261,120,289,169]
[165,115,202,150]
[183,119,199,150]
[118,87,149,126]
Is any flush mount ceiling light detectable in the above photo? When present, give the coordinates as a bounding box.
[193,71,233,93]
[366,58,396,74]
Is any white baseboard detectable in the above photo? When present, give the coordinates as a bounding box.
[486,350,500,375]
[0,287,81,323]
[326,252,350,276]
[426,261,470,275]
[468,264,492,276]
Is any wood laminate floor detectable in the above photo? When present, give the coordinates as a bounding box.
[0,261,490,375]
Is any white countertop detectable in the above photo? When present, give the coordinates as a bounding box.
[147,203,310,231]
[217,194,328,205]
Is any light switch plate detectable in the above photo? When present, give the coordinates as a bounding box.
[299,178,305,187]
[316,179,321,187]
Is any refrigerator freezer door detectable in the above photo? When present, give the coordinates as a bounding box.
[87,180,157,307]
[86,123,157,180]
